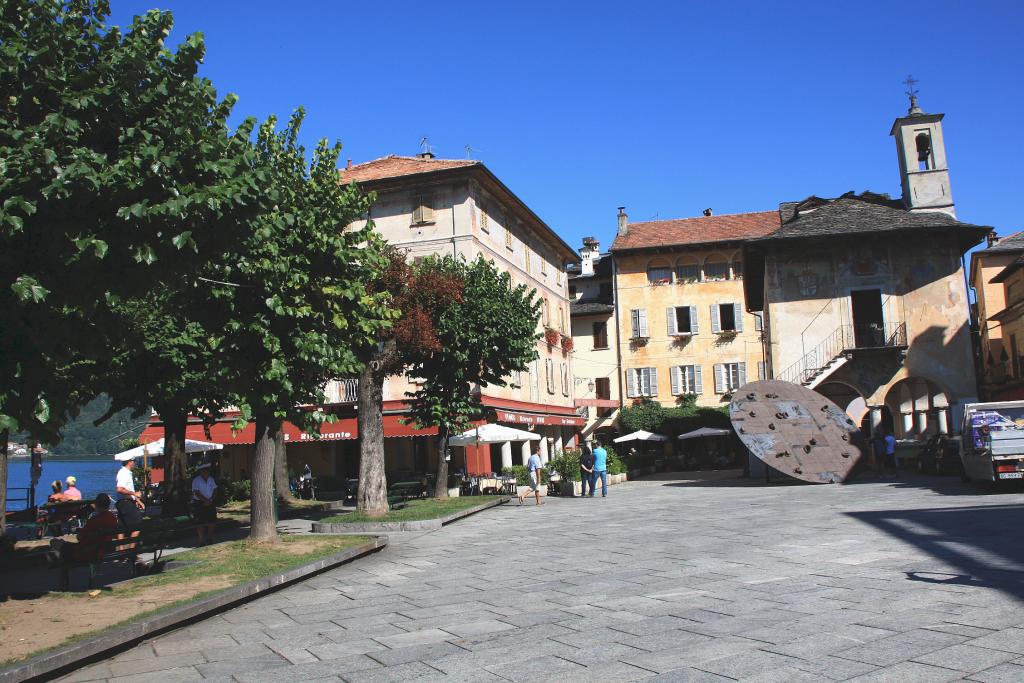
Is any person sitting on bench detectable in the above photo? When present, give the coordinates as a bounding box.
[48,494,119,565]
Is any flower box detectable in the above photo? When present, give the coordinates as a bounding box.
[561,336,574,352]
[544,328,560,346]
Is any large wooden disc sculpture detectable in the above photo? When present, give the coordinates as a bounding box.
[730,380,864,484]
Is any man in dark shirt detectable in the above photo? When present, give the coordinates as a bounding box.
[580,442,595,497]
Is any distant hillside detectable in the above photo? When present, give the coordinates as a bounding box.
[17,396,148,455]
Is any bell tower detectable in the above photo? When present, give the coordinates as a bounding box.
[889,76,955,217]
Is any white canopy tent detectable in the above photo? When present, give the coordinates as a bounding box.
[113,438,223,462]
[677,427,731,441]
[448,423,542,446]
[613,430,669,443]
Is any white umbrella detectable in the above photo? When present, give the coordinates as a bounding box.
[678,427,731,441]
[613,430,669,443]
[448,423,542,446]
[113,438,223,462]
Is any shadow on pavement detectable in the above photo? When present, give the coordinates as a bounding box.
[847,503,1024,601]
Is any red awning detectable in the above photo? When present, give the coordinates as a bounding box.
[383,415,438,438]
[494,409,585,427]
[140,417,359,445]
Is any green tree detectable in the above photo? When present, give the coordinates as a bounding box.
[354,248,464,516]
[404,256,541,498]
[213,110,391,541]
[0,1,260,529]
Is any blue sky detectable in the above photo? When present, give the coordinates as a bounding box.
[109,1,1023,251]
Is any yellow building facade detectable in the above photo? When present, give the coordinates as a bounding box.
[610,209,778,408]
[970,231,1024,398]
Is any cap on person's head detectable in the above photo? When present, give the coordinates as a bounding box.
[196,462,212,471]
[95,493,111,509]
[124,457,136,466]
[66,475,77,486]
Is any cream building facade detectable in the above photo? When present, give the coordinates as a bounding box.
[970,232,1024,399]
[609,209,775,409]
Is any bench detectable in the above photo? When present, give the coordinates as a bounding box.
[55,515,192,591]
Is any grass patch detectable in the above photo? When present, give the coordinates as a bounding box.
[0,534,372,667]
[322,495,505,524]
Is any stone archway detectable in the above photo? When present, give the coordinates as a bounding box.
[883,377,951,440]
[815,380,867,422]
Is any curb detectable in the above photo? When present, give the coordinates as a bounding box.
[0,536,387,683]
[311,497,509,532]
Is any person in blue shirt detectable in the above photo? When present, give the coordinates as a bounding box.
[591,443,608,497]
[518,443,544,506]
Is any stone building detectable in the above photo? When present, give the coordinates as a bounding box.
[567,237,620,441]
[609,208,774,408]
[970,232,1024,399]
[744,98,990,438]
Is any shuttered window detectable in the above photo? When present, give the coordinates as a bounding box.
[479,203,489,232]
[670,365,703,395]
[412,195,434,224]
[713,362,746,393]
[592,321,608,349]
[630,309,649,338]
[711,303,743,333]
[625,367,658,397]
[561,363,569,396]
[667,306,699,335]
[545,358,554,393]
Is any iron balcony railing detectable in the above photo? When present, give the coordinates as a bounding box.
[776,322,907,385]
[324,378,359,404]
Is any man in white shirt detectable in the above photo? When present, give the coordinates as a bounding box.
[191,463,218,545]
[115,458,144,527]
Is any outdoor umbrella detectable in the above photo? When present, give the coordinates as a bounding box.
[113,438,224,462]
[677,427,731,440]
[613,430,669,443]
[448,423,542,446]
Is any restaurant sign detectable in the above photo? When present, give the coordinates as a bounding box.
[497,410,585,427]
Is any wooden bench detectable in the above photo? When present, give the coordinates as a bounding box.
[55,515,192,591]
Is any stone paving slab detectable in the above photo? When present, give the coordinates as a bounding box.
[49,473,1024,682]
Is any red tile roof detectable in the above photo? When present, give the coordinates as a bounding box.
[340,155,479,183]
[611,210,781,251]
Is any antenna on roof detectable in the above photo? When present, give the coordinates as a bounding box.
[464,144,482,159]
[418,136,435,159]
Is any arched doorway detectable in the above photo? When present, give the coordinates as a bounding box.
[816,381,866,422]
[884,377,951,440]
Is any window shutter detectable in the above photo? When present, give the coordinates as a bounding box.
[711,304,722,333]
[631,309,640,338]
[649,368,658,397]
[412,199,423,224]
[421,197,434,223]
[738,362,747,388]
[754,313,763,332]
[714,363,725,394]
[480,206,489,231]
[626,369,636,398]
[639,309,648,337]
[690,306,699,335]
[562,364,569,395]
[546,359,554,393]
[694,365,704,394]
[670,366,681,395]
[734,303,744,332]
[667,307,677,336]
[758,360,766,380]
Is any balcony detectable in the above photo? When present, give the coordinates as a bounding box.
[324,378,359,404]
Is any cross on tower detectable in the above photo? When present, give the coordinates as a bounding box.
[903,75,919,98]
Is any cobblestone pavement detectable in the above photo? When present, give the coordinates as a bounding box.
[60,474,1024,682]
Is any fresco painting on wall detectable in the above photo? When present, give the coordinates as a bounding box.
[776,253,835,299]
[837,244,890,283]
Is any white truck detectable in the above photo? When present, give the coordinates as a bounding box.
[960,401,1024,482]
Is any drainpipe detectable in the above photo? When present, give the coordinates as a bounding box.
[612,254,625,418]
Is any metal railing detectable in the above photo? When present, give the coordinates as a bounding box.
[776,322,907,385]
[324,378,359,404]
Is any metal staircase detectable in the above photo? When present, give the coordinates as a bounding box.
[776,323,907,387]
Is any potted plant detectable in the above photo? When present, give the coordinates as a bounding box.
[447,473,462,497]
[544,327,560,347]
[550,450,582,496]
[561,336,574,353]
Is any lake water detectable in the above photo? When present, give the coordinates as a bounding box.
[6,457,120,511]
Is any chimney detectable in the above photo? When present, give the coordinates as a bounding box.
[346,159,352,170]
[617,206,628,236]
[703,208,713,217]
[417,151,435,159]
[987,231,1000,248]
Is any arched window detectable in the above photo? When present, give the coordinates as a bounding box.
[674,256,700,284]
[916,133,932,171]
[731,255,743,280]
[703,253,729,282]
[647,259,672,285]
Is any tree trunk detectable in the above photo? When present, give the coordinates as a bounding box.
[250,411,279,541]
[433,427,450,499]
[0,429,8,539]
[357,356,389,517]
[162,410,188,516]
[274,424,294,502]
